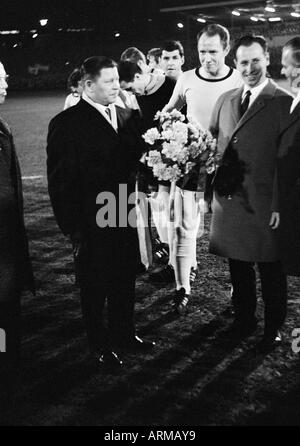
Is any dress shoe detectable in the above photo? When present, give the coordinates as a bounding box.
[94,350,123,370]
[123,335,156,352]
[227,318,257,339]
[172,288,189,315]
[256,331,282,353]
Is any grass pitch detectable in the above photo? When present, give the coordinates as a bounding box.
[0,90,299,426]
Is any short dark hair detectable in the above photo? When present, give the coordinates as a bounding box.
[120,47,146,64]
[67,68,82,89]
[80,56,117,82]
[161,40,184,57]
[118,60,142,83]
[147,48,162,63]
[283,36,300,66]
[233,35,268,58]
[197,23,230,50]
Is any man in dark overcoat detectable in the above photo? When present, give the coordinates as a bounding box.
[207,36,293,351]
[277,37,300,277]
[0,60,34,408]
[47,56,154,370]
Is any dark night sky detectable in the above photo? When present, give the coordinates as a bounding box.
[0,0,235,28]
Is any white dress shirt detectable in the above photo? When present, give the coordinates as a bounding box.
[290,89,300,114]
[242,78,269,109]
[82,91,118,132]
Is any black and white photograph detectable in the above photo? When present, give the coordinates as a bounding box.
[0,0,300,428]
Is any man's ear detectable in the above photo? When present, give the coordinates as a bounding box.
[234,58,237,68]
[181,56,185,66]
[266,51,270,67]
[137,60,149,73]
[84,78,94,91]
[224,45,230,57]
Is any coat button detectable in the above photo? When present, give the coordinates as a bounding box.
[232,136,238,144]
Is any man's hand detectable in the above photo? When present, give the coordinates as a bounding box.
[269,212,280,230]
[70,231,84,258]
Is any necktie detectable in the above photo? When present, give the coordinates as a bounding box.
[240,90,251,118]
[105,107,111,121]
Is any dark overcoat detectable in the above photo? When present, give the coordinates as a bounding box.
[208,80,292,262]
[0,118,34,302]
[46,99,145,284]
[277,102,300,276]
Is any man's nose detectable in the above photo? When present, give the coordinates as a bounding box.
[0,78,8,89]
[204,53,212,62]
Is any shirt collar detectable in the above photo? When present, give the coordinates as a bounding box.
[292,89,300,105]
[242,78,269,100]
[290,89,300,113]
[82,91,114,114]
[82,91,118,132]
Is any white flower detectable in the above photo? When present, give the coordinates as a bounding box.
[143,127,160,145]
[153,162,168,179]
[162,164,182,181]
[176,147,189,164]
[169,109,185,121]
[188,141,201,160]
[161,129,174,141]
[172,121,188,145]
[162,141,183,161]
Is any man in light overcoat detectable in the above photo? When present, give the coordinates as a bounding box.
[207,35,293,351]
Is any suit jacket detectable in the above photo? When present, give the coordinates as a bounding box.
[0,118,34,301]
[46,99,145,270]
[277,102,300,275]
[208,80,292,262]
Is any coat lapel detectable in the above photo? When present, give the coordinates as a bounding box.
[230,87,243,125]
[232,79,276,135]
[0,117,12,168]
[116,105,132,130]
[0,117,11,137]
[284,101,300,131]
[77,99,119,140]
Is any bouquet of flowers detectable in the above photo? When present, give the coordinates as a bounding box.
[142,110,218,183]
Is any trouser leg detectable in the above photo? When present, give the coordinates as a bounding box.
[0,299,21,363]
[79,281,106,353]
[229,259,257,323]
[257,261,287,336]
[107,229,138,345]
[0,298,21,414]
